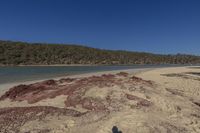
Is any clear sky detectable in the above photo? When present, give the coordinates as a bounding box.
[0,0,200,55]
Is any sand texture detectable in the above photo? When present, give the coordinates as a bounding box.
[0,67,200,133]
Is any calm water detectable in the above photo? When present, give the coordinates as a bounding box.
[0,65,181,84]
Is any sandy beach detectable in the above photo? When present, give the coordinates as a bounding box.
[0,66,200,133]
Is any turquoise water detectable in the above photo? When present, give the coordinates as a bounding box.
[0,65,181,84]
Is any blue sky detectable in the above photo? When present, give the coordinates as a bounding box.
[0,0,200,55]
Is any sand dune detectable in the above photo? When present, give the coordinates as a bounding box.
[0,67,200,133]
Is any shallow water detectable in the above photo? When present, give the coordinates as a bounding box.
[0,65,182,84]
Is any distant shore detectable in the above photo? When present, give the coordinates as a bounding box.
[0,63,193,67]
[0,64,98,67]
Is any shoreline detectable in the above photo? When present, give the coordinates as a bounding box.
[0,66,192,95]
[0,68,153,95]
[0,64,175,85]
[0,66,195,97]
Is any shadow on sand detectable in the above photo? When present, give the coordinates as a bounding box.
[112,126,122,133]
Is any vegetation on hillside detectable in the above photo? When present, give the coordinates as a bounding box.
[0,40,199,65]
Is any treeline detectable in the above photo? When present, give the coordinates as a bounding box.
[0,40,200,65]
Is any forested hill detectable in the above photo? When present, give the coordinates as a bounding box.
[0,40,200,65]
